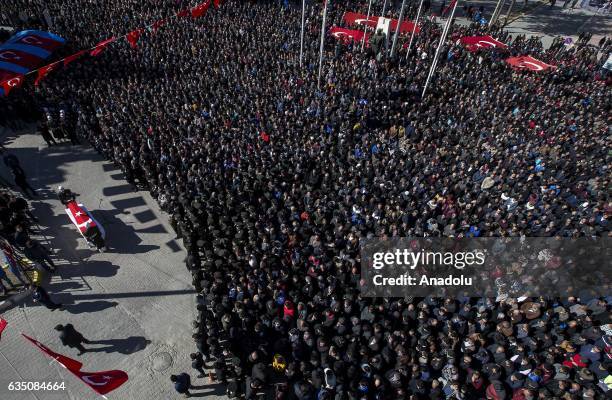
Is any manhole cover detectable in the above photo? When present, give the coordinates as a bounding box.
[152,352,173,372]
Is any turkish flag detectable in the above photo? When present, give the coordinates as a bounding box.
[22,334,128,395]
[90,37,116,57]
[73,369,129,395]
[260,131,270,142]
[63,50,87,67]
[389,18,420,34]
[127,29,143,49]
[192,0,211,17]
[505,55,555,72]
[330,27,368,44]
[0,71,14,83]
[22,334,84,372]
[1,75,24,96]
[343,12,379,28]
[35,61,60,86]
[0,318,7,340]
[460,35,507,52]
[0,48,44,69]
[13,33,64,52]
[67,202,97,234]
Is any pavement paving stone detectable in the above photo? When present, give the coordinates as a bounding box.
[0,131,218,400]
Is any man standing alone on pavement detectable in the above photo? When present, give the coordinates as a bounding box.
[55,324,91,355]
[170,373,193,398]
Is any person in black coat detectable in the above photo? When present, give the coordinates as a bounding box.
[32,285,62,311]
[12,224,29,249]
[55,323,90,355]
[190,352,205,378]
[10,166,36,198]
[24,239,56,273]
[171,373,193,398]
[38,125,58,146]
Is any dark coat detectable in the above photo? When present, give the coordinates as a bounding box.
[174,373,191,394]
[59,324,85,348]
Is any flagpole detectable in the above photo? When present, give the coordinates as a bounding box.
[422,7,452,94]
[406,0,424,60]
[382,0,388,16]
[422,0,458,98]
[317,0,329,91]
[390,0,407,59]
[502,0,516,26]
[300,0,306,68]
[361,0,373,51]
[489,0,503,27]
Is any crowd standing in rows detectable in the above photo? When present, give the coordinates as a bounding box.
[0,0,610,398]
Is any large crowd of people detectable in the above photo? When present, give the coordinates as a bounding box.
[0,0,610,399]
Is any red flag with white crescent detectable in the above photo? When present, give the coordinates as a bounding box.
[22,334,84,372]
[73,369,129,395]
[22,334,128,395]
[343,12,379,28]
[0,48,44,69]
[1,75,24,96]
[505,55,555,72]
[35,61,60,86]
[67,202,97,233]
[389,18,420,34]
[459,35,507,52]
[0,318,7,340]
[329,27,369,44]
[13,33,65,52]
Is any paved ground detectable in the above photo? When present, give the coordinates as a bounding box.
[0,128,223,400]
[448,0,611,48]
[502,1,610,47]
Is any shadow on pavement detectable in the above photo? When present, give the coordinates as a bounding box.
[86,336,151,355]
[63,300,119,314]
[57,260,120,279]
[509,4,611,39]
[68,289,197,301]
[46,280,85,292]
[95,210,162,254]
[188,382,227,397]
